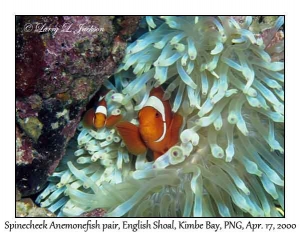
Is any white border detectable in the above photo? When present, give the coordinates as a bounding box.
[1,1,300,232]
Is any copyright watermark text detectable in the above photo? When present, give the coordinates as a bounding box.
[23,22,104,35]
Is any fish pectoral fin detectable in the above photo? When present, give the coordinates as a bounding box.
[82,108,95,129]
[116,122,147,155]
[168,113,183,148]
[105,114,123,128]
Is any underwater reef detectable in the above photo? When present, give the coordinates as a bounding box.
[36,16,284,217]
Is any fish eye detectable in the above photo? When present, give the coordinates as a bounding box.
[155,111,160,118]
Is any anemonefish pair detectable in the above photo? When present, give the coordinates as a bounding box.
[82,87,183,160]
[82,95,122,130]
[116,87,183,160]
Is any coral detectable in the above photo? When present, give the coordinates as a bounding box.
[17,198,56,217]
[79,208,106,217]
[117,16,143,38]
[37,16,284,217]
[71,77,95,101]
[17,117,43,142]
[15,16,141,197]
[16,17,47,97]
[16,95,42,119]
[16,125,43,165]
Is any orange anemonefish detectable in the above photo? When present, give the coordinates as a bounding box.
[82,95,122,130]
[116,87,183,160]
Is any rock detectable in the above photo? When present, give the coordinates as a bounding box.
[16,198,56,217]
[16,16,141,197]
[16,189,22,201]
[17,117,43,143]
[79,208,106,217]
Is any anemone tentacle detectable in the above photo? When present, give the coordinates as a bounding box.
[37,16,284,217]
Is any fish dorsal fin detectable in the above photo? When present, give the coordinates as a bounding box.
[144,96,166,142]
[99,95,106,101]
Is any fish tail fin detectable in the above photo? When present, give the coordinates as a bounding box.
[150,86,164,99]
[116,122,147,155]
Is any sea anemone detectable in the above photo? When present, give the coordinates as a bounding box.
[37,16,284,217]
